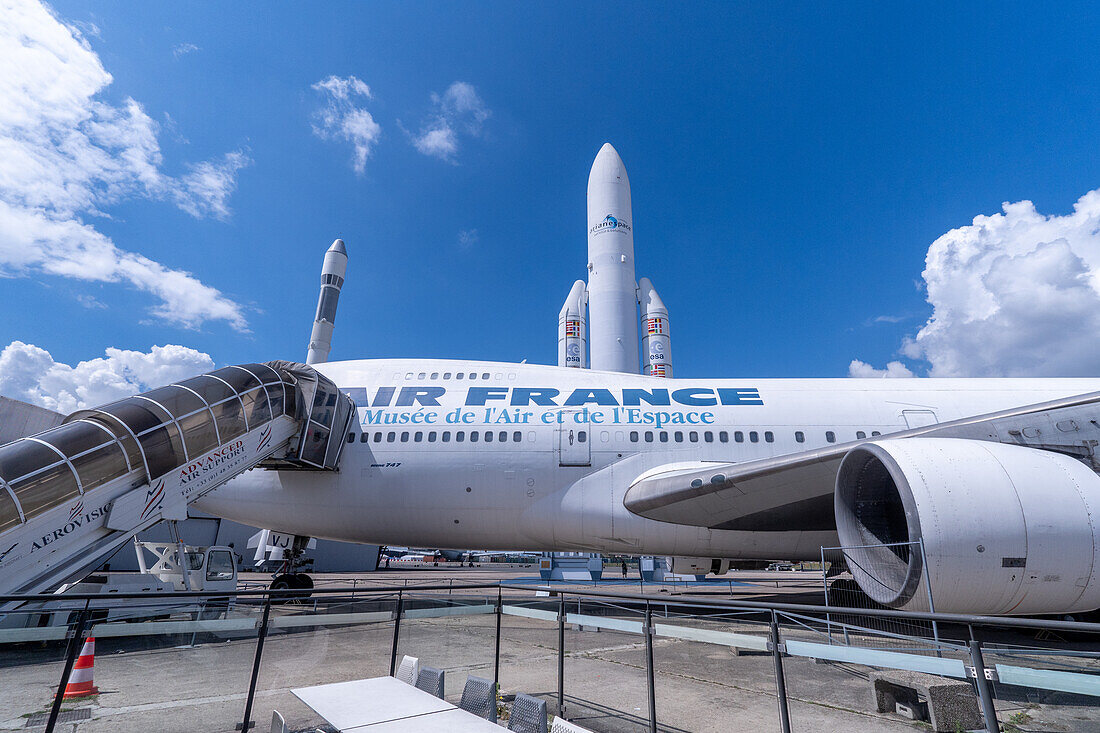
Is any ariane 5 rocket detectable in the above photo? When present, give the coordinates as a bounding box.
[558,143,672,377]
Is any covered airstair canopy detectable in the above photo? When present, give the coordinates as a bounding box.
[0,361,354,600]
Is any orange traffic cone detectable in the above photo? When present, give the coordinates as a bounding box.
[63,636,99,698]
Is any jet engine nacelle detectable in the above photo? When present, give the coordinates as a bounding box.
[669,557,731,576]
[834,438,1100,615]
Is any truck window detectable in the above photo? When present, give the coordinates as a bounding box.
[206,550,235,581]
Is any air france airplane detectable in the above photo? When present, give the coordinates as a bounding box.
[194,359,1100,616]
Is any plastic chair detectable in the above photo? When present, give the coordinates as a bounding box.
[395,654,419,686]
[415,665,445,699]
[508,693,548,733]
[459,675,497,722]
[269,710,288,733]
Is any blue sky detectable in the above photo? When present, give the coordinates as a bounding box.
[4,1,1100,409]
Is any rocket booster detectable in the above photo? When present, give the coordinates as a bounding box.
[638,277,672,377]
[558,280,588,369]
[306,238,347,365]
[586,143,640,374]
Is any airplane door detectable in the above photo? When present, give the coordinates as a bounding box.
[558,412,591,467]
[902,410,938,429]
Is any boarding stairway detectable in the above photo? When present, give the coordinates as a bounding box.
[0,361,355,601]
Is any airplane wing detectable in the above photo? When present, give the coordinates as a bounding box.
[624,390,1100,530]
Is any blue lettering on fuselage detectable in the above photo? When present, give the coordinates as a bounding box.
[351,386,763,407]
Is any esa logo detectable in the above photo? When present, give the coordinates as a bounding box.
[566,343,581,364]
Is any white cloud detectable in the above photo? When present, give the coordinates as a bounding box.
[412,81,490,162]
[905,191,1100,377]
[848,359,914,378]
[457,228,478,249]
[172,42,198,58]
[0,340,215,414]
[0,0,250,331]
[311,75,381,174]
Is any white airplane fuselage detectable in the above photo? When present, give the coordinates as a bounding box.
[194,359,1100,561]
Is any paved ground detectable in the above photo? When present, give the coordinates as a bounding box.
[2,567,1098,732]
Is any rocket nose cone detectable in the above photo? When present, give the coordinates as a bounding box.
[588,142,629,188]
[329,238,347,255]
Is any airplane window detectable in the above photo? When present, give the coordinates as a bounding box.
[749,431,759,443]
[795,431,805,443]
[405,373,413,380]
[689,431,698,442]
[456,373,463,380]
[498,431,507,442]
[482,373,490,380]
[429,431,437,442]
[442,431,451,442]
[674,431,683,442]
[513,431,522,442]
[615,431,624,442]
[470,431,480,442]
[495,373,503,380]
[734,431,744,443]
[765,431,774,443]
[431,372,438,380]
[485,431,494,442]
[856,431,866,439]
[601,431,610,443]
[630,431,639,442]
[659,432,668,443]
[360,433,369,443]
[347,433,355,444]
[414,431,423,442]
[444,373,451,379]
[418,372,426,380]
[704,431,713,443]
[387,432,396,442]
[528,431,536,442]
[456,431,465,442]
[374,433,382,443]
[644,431,654,442]
[720,431,729,443]
[401,432,410,442]
[826,431,836,443]
[578,431,587,443]
[871,431,881,436]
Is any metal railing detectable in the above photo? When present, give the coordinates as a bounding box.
[3,582,1100,733]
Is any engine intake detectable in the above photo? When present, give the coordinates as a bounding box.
[835,438,1100,615]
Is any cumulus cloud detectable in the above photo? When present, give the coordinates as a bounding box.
[411,82,490,162]
[848,360,914,378]
[0,0,250,330]
[311,75,381,174]
[0,340,214,414]
[853,189,1100,378]
[172,42,198,58]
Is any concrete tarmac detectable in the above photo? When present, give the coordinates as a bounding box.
[2,566,1097,732]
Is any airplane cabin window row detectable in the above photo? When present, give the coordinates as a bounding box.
[404,372,492,380]
[355,430,529,444]
[349,427,887,446]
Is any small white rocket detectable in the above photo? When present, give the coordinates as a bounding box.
[558,143,672,376]
[306,238,347,365]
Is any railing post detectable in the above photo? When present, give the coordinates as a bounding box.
[45,600,90,733]
[644,602,657,733]
[557,592,566,717]
[493,585,502,691]
[968,640,999,733]
[389,590,404,676]
[240,595,272,732]
[770,611,792,733]
[917,539,942,655]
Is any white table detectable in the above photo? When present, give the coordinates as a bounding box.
[347,707,503,732]
[291,676,454,730]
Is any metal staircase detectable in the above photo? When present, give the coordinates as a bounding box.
[0,361,354,601]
